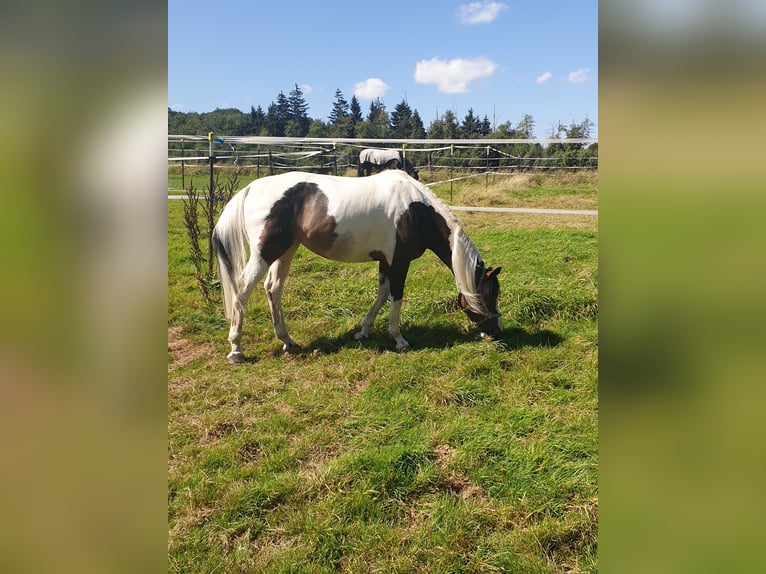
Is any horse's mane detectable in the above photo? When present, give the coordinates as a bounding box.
[408,177,489,316]
[451,227,490,316]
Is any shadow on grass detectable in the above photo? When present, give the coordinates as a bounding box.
[494,326,564,350]
[236,323,563,362]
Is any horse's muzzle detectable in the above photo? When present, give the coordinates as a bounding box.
[477,313,503,339]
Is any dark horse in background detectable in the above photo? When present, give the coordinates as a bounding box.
[358,148,419,180]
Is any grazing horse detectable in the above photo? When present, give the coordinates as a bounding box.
[212,170,502,363]
[358,148,419,180]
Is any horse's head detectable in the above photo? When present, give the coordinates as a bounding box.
[458,266,503,338]
[404,158,419,180]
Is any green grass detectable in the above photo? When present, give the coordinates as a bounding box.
[168,173,598,573]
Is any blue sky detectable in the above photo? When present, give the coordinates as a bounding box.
[168,1,597,138]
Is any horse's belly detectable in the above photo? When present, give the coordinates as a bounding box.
[304,218,394,264]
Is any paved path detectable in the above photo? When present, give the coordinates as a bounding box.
[168,194,597,216]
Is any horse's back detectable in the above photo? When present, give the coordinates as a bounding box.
[245,170,420,211]
[360,148,400,164]
[241,171,427,263]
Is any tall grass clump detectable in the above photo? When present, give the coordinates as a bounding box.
[181,170,239,303]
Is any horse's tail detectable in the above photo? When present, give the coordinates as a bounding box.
[211,186,250,320]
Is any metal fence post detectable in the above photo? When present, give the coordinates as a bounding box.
[208,132,214,197]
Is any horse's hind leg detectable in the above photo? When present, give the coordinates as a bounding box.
[264,244,299,352]
[228,253,269,363]
[355,271,390,340]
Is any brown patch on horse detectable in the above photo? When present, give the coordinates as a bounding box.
[394,202,452,268]
[368,250,390,273]
[258,182,338,264]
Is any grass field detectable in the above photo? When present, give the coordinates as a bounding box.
[168,171,598,572]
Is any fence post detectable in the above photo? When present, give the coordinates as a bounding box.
[268,151,273,175]
[180,138,185,189]
[450,144,454,203]
[208,132,215,198]
[206,132,215,277]
[485,145,490,193]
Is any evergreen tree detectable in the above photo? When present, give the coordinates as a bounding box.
[492,121,516,138]
[365,98,389,138]
[427,112,446,139]
[328,89,349,125]
[264,92,290,136]
[248,105,266,135]
[460,108,481,138]
[349,96,363,135]
[442,109,458,139]
[410,110,426,139]
[307,118,328,138]
[515,113,535,138]
[328,89,352,138]
[390,99,413,139]
[480,115,492,136]
[286,84,310,137]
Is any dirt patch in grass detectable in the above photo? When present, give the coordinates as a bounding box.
[442,474,486,500]
[168,326,215,374]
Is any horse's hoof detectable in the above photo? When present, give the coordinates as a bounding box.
[283,343,300,354]
[395,343,411,352]
[227,352,244,364]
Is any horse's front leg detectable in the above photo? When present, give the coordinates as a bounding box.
[387,299,410,351]
[387,260,411,351]
[264,246,299,353]
[355,272,390,340]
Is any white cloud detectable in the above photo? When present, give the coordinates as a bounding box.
[353,78,390,100]
[456,1,508,25]
[567,68,590,84]
[299,83,313,95]
[414,57,497,94]
[536,72,553,84]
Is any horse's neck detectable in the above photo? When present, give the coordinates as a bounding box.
[425,212,455,272]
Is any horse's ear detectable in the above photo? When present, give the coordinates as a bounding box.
[488,267,501,278]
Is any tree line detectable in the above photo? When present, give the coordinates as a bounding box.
[168,84,596,143]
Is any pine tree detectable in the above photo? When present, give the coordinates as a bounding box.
[390,99,413,139]
[410,110,426,139]
[515,113,535,138]
[264,92,290,136]
[480,115,492,136]
[442,109,458,139]
[328,89,352,138]
[328,89,349,125]
[248,105,266,135]
[366,98,389,138]
[286,84,309,137]
[349,96,363,135]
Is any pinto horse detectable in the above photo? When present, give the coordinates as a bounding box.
[358,148,419,180]
[212,170,502,363]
